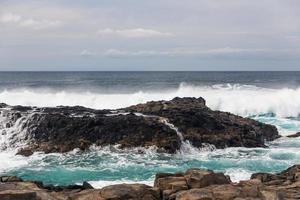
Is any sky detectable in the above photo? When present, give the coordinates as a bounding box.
[0,0,300,71]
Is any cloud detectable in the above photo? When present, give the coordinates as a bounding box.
[80,49,95,57]
[0,13,62,29]
[97,28,173,38]
[102,47,268,57]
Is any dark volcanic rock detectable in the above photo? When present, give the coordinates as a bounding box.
[287,132,300,138]
[1,97,279,155]
[126,97,279,149]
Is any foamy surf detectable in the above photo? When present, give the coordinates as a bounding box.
[0,77,300,186]
[0,137,299,186]
[1,83,300,118]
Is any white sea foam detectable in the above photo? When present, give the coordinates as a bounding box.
[88,179,154,189]
[0,151,28,173]
[0,84,300,118]
[0,83,300,185]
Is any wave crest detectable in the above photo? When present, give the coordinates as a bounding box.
[0,84,300,117]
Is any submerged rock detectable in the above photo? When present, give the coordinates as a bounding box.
[0,97,279,155]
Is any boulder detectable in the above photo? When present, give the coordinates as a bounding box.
[99,184,160,200]
[1,165,300,200]
[184,169,231,188]
[0,190,37,200]
[176,188,214,200]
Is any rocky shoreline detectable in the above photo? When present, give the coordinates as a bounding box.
[1,165,300,200]
[0,97,287,199]
[0,97,279,156]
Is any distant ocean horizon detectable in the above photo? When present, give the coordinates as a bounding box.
[1,71,300,187]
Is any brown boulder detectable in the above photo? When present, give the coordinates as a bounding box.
[176,188,214,200]
[99,184,160,200]
[184,169,231,189]
[154,176,187,191]
[0,190,37,200]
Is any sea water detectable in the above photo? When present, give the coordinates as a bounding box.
[0,71,300,187]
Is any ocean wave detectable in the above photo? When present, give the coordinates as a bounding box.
[0,83,300,117]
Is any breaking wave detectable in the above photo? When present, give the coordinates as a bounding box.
[0,83,300,117]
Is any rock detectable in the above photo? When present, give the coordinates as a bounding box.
[68,190,102,200]
[211,184,241,200]
[16,148,34,157]
[287,132,300,138]
[126,97,279,149]
[184,168,231,188]
[0,176,23,182]
[82,181,94,189]
[154,176,187,191]
[1,165,300,200]
[250,173,282,183]
[99,184,160,200]
[1,97,279,155]
[176,188,214,200]
[0,190,37,200]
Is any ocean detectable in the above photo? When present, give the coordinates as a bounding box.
[0,71,300,187]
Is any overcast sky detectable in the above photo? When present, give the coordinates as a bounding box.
[0,0,300,71]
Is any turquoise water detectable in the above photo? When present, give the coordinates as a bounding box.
[0,72,300,187]
[3,118,300,187]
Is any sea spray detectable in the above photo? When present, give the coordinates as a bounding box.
[0,107,35,150]
[1,84,300,118]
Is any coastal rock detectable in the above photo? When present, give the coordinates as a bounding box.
[99,184,160,200]
[184,168,231,188]
[0,97,279,155]
[154,168,231,200]
[1,165,300,200]
[126,97,279,149]
[0,190,37,200]
[0,176,23,183]
[287,132,300,138]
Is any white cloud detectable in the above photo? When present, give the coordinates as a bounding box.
[102,47,268,57]
[0,13,62,29]
[97,28,173,38]
[0,13,21,23]
[80,49,95,57]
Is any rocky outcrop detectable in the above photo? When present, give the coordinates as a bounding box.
[126,97,279,149]
[2,165,300,200]
[0,97,279,155]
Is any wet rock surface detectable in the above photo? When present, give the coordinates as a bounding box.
[126,97,279,149]
[0,97,279,155]
[287,132,300,138]
[1,165,300,200]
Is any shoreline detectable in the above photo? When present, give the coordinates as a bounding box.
[1,165,300,199]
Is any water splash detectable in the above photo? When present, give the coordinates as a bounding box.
[158,117,215,154]
[0,107,36,150]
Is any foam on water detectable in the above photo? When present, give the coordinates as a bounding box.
[0,83,300,186]
[88,180,154,189]
[1,84,300,117]
[1,139,299,186]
